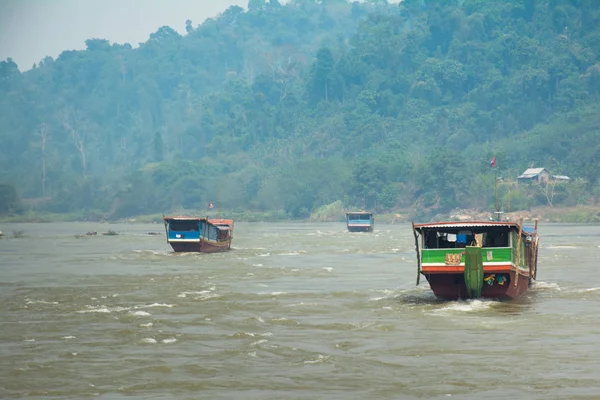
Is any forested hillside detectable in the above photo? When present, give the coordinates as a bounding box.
[1,0,600,220]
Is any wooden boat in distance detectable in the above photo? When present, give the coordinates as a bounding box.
[163,216,234,253]
[411,219,539,300]
[346,211,374,232]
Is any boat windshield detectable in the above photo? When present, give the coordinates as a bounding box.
[169,220,199,231]
[348,214,371,220]
[423,229,509,249]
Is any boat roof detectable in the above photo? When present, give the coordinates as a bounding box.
[163,216,234,226]
[522,226,537,234]
[208,218,233,230]
[209,219,234,226]
[413,220,538,235]
[163,216,206,221]
[413,221,520,229]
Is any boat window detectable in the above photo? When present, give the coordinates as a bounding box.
[348,214,371,220]
[438,232,457,248]
[216,228,230,241]
[169,220,199,231]
[422,228,510,249]
[424,231,437,248]
[483,231,509,247]
[423,231,475,249]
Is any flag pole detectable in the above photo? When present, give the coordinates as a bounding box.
[507,169,511,218]
[490,156,500,221]
[495,168,499,215]
[217,185,221,220]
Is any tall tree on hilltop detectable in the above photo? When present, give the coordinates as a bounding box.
[307,47,341,104]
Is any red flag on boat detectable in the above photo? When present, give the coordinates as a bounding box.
[490,156,497,168]
[208,201,214,209]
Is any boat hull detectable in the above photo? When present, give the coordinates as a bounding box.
[347,225,373,233]
[423,270,530,300]
[168,239,231,253]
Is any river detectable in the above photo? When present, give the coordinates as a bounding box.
[0,222,599,399]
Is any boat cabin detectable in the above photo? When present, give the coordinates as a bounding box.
[210,219,234,242]
[421,226,510,249]
[346,212,374,232]
[163,217,233,243]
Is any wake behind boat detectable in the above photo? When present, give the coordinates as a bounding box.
[411,219,539,300]
[163,216,234,253]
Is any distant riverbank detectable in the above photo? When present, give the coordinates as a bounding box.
[442,205,600,224]
[2,205,600,225]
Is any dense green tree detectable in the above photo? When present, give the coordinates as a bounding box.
[0,184,22,215]
[307,47,342,104]
[1,0,600,219]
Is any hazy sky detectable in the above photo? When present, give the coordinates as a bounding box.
[0,0,247,70]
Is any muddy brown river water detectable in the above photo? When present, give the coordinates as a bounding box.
[1,222,599,399]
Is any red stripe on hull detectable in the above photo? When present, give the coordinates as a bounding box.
[422,265,514,274]
[424,270,531,300]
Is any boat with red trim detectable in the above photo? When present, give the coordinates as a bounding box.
[411,219,539,300]
[163,216,234,253]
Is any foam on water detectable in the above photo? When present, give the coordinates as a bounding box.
[25,299,59,305]
[132,249,168,256]
[134,303,174,308]
[368,289,396,301]
[129,310,151,316]
[177,286,217,299]
[258,291,288,296]
[250,339,268,346]
[533,281,561,291]
[76,306,112,313]
[280,251,304,256]
[290,302,319,307]
[193,292,221,301]
[430,299,496,315]
[574,287,600,293]
[304,354,329,364]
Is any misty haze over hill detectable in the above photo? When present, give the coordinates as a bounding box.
[1,0,599,221]
[0,0,248,70]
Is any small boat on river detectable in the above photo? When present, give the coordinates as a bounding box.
[346,211,374,232]
[163,216,234,253]
[411,219,539,300]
